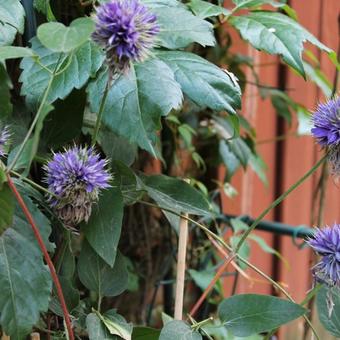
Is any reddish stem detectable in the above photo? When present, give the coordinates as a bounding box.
[6,175,74,340]
[189,255,235,317]
[189,234,236,317]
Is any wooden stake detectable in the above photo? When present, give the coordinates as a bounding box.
[30,333,40,340]
[174,180,189,320]
[1,333,10,340]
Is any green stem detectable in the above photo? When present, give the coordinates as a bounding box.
[138,200,320,340]
[91,80,110,146]
[188,315,214,340]
[317,160,328,227]
[7,75,55,172]
[10,170,58,198]
[191,317,213,330]
[234,154,327,254]
[54,53,74,76]
[97,295,102,312]
[34,58,53,74]
[301,284,323,306]
[7,54,64,172]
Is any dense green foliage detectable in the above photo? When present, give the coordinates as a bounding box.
[0,0,338,339]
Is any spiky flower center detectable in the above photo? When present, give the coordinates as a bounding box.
[308,224,340,287]
[311,97,340,147]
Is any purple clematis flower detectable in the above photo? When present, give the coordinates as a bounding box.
[311,97,340,176]
[311,97,340,147]
[44,146,111,227]
[308,223,340,288]
[0,125,10,157]
[92,0,159,73]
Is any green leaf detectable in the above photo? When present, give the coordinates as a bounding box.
[49,276,80,316]
[87,59,182,157]
[0,195,53,338]
[230,235,250,269]
[218,294,306,337]
[219,140,240,181]
[0,183,15,235]
[230,218,248,233]
[303,61,332,98]
[0,64,12,119]
[132,327,161,340]
[188,268,218,292]
[0,0,25,46]
[56,241,75,279]
[7,138,35,171]
[230,11,332,77]
[8,103,53,174]
[271,94,292,124]
[213,116,251,167]
[20,38,104,109]
[232,0,285,10]
[248,234,288,267]
[248,153,268,185]
[125,258,139,292]
[296,106,312,136]
[42,89,86,148]
[140,173,211,216]
[87,313,116,340]
[204,323,263,340]
[83,187,124,267]
[33,0,56,21]
[78,240,128,297]
[160,320,202,340]
[140,174,211,233]
[316,286,340,337]
[29,103,54,169]
[112,161,143,205]
[97,309,133,340]
[0,46,36,60]
[142,0,185,8]
[99,127,138,166]
[157,51,241,114]
[37,18,95,53]
[161,313,174,325]
[150,4,215,49]
[189,0,230,19]
[0,167,5,189]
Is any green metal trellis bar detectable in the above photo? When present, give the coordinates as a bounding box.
[220,214,315,239]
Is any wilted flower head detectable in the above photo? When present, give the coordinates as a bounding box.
[44,146,111,227]
[92,0,159,73]
[308,224,340,288]
[311,97,340,147]
[0,125,10,157]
